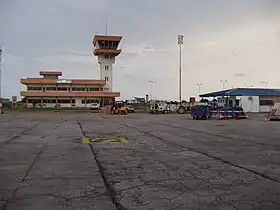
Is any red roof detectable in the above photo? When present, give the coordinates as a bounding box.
[40,71,62,76]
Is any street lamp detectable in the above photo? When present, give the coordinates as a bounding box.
[197,84,202,97]
[220,80,227,89]
[1,85,7,98]
[178,34,183,103]
[260,81,268,88]
[0,41,2,99]
[148,80,154,101]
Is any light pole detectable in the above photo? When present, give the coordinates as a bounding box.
[260,81,268,88]
[178,34,183,103]
[1,85,7,98]
[149,80,154,101]
[197,84,202,98]
[220,80,227,89]
[0,41,2,100]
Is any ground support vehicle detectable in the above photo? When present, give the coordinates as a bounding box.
[149,102,170,114]
[190,105,213,120]
[125,106,135,113]
[110,104,128,115]
[266,102,280,121]
[213,107,248,120]
[177,105,191,114]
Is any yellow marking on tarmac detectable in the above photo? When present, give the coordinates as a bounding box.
[82,137,92,144]
[82,136,128,144]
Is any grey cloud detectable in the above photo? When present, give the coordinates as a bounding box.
[1,0,280,99]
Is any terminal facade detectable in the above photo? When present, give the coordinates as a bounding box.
[20,35,122,108]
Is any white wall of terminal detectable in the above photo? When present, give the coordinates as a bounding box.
[217,95,279,112]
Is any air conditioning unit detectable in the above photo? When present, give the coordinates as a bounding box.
[248,97,252,100]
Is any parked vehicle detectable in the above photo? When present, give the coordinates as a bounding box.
[90,103,100,110]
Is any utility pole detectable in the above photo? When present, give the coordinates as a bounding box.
[260,81,268,88]
[197,84,202,97]
[177,34,183,103]
[0,41,2,99]
[149,80,154,100]
[220,80,227,89]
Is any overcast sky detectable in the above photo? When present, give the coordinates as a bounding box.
[1,0,280,100]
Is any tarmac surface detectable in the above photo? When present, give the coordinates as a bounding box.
[0,111,280,210]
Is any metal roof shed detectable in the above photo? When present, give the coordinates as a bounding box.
[200,88,280,97]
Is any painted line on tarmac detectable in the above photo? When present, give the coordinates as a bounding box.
[82,136,128,144]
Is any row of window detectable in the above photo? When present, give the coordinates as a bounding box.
[28,99,75,104]
[28,99,100,104]
[104,55,113,59]
[260,100,274,106]
[81,100,99,104]
[218,99,274,106]
[27,87,101,92]
[98,40,118,49]
[44,75,58,79]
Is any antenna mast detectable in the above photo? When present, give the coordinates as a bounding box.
[105,19,108,35]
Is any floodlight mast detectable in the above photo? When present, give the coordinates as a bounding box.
[177,34,183,103]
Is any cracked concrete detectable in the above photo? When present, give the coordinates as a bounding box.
[1,111,280,210]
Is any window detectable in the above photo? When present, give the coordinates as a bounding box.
[28,99,41,104]
[82,99,99,104]
[72,87,86,92]
[105,55,109,59]
[260,100,274,106]
[45,87,56,91]
[27,87,42,91]
[57,99,71,104]
[57,87,68,91]
[88,88,99,92]
[44,75,58,79]
[43,99,56,103]
[105,77,109,81]
[104,65,109,70]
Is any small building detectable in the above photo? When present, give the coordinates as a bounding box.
[20,34,123,108]
[199,88,280,112]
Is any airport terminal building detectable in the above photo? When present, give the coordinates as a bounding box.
[20,35,123,108]
[20,71,120,108]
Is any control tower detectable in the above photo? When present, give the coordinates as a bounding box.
[93,35,122,92]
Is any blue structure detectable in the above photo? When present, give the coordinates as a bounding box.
[199,88,280,112]
[200,88,280,98]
